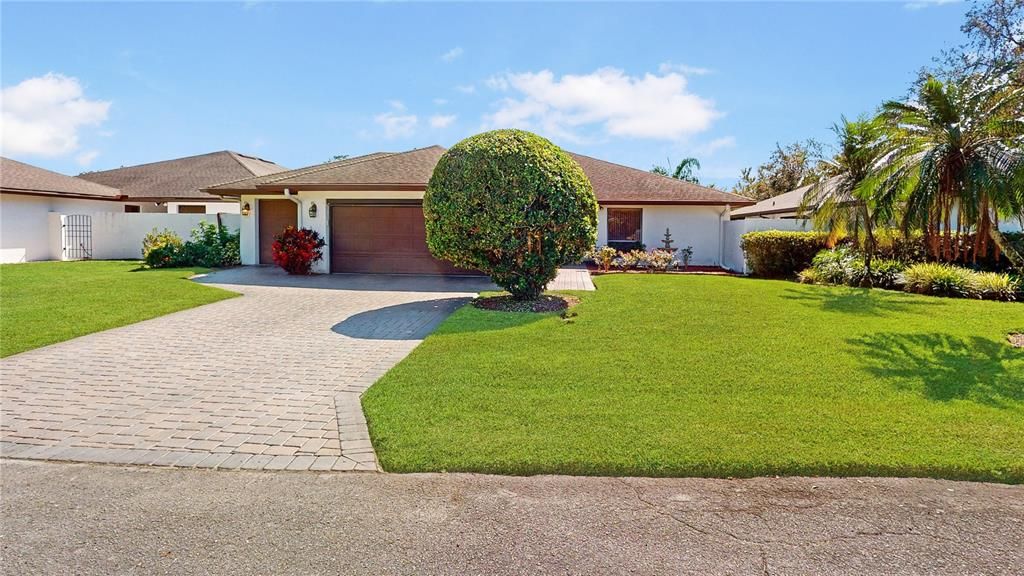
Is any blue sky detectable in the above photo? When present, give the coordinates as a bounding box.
[2,1,967,188]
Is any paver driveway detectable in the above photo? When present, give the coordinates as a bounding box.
[0,267,493,471]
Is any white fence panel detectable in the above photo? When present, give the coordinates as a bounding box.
[722,219,812,274]
[83,212,241,260]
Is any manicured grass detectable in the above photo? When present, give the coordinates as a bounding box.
[363,274,1024,483]
[0,261,237,357]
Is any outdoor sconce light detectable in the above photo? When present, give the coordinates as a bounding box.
[241,202,251,216]
[308,202,318,219]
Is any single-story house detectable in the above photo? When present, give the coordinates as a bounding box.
[731,179,1024,232]
[78,151,288,214]
[205,145,755,274]
[729,183,818,220]
[1,157,126,263]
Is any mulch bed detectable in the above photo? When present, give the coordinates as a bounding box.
[1009,333,1024,349]
[473,294,579,313]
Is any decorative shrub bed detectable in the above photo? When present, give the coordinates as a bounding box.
[473,294,578,313]
[142,222,240,269]
[799,248,1021,302]
[584,245,697,273]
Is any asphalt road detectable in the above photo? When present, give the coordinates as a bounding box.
[2,459,1021,575]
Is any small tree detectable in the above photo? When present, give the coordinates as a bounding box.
[424,130,598,300]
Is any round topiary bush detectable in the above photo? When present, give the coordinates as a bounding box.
[424,129,598,300]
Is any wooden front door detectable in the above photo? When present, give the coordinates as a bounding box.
[329,203,470,275]
[258,199,298,265]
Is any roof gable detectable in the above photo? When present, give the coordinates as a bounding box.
[1,157,122,199]
[78,151,288,201]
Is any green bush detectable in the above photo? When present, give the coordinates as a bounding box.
[424,129,598,300]
[903,263,976,298]
[142,222,240,269]
[741,231,829,278]
[972,272,1020,301]
[805,248,906,289]
[142,229,184,268]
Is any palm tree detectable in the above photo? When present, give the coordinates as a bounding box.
[651,158,702,184]
[801,117,886,285]
[870,73,1024,264]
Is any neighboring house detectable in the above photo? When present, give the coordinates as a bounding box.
[79,151,287,214]
[729,183,818,220]
[205,146,754,274]
[0,157,125,263]
[731,180,1024,232]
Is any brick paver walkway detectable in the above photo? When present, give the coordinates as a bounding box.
[0,268,491,471]
[547,266,596,291]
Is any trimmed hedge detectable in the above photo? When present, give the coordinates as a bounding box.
[424,129,598,300]
[741,230,828,278]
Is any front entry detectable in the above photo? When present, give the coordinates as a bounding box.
[258,199,298,265]
[329,202,470,275]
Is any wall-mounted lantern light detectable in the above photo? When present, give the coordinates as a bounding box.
[241,202,251,217]
[308,202,318,219]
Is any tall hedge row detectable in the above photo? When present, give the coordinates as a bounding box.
[741,231,829,278]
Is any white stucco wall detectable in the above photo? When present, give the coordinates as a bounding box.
[0,193,125,263]
[167,201,240,214]
[596,205,731,266]
[89,212,240,260]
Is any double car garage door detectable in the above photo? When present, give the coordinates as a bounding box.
[259,199,470,275]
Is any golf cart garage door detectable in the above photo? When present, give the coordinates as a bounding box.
[329,202,470,275]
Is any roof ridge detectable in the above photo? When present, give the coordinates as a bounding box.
[226,151,283,175]
[257,151,400,185]
[83,150,232,176]
[203,150,395,190]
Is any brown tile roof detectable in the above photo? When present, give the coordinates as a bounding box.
[567,153,753,205]
[78,151,288,201]
[206,145,753,205]
[206,151,397,192]
[1,157,122,199]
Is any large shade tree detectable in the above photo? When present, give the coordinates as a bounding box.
[424,130,598,300]
[871,73,1024,264]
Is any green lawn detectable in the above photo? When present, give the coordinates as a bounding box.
[362,274,1024,483]
[0,261,237,357]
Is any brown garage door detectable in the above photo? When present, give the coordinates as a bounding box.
[330,203,471,275]
[259,199,298,264]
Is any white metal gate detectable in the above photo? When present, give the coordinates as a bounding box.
[62,214,93,260]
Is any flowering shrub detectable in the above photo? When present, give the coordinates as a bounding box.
[272,226,326,275]
[142,228,184,268]
[647,249,678,272]
[589,245,618,272]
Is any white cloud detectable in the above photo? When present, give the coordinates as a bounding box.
[433,98,448,106]
[693,136,736,157]
[455,84,476,94]
[482,67,720,142]
[429,114,456,129]
[75,149,100,167]
[658,62,713,76]
[374,102,418,139]
[441,47,464,62]
[904,0,958,10]
[0,73,111,157]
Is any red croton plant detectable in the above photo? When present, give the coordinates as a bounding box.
[272,226,326,275]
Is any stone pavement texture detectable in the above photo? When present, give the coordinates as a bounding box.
[3,460,1022,575]
[0,267,492,471]
[547,265,596,291]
